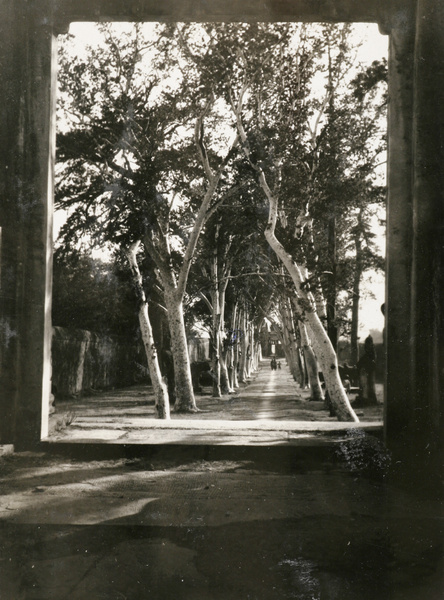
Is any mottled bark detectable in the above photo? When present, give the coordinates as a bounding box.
[126,243,170,419]
[163,290,197,412]
[279,299,302,382]
[299,322,324,401]
[261,176,358,421]
[217,261,234,394]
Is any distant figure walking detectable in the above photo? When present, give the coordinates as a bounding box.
[270,357,277,370]
[277,361,281,370]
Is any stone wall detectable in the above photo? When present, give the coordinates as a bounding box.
[188,337,210,363]
[51,327,147,399]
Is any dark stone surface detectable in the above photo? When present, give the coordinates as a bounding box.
[0,450,442,599]
[0,0,443,478]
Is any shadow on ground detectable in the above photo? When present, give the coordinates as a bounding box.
[0,448,442,600]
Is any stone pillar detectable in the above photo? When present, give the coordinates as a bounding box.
[385,0,444,467]
[384,10,416,442]
[0,2,56,447]
[409,0,444,452]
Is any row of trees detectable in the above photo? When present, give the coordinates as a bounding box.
[54,22,386,421]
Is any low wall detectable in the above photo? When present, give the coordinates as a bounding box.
[188,337,210,363]
[51,327,147,398]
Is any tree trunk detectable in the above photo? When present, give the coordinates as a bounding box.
[252,338,261,371]
[126,243,170,419]
[219,320,233,394]
[247,323,254,375]
[238,308,249,383]
[298,347,309,389]
[246,323,254,378]
[262,176,358,422]
[299,322,324,401]
[218,274,234,394]
[211,333,222,398]
[219,348,232,394]
[163,290,197,412]
[326,212,338,350]
[232,336,240,389]
[210,227,222,397]
[230,303,240,389]
[350,220,363,366]
[280,299,302,382]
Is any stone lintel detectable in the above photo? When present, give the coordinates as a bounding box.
[51,0,395,28]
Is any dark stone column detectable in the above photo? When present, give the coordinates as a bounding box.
[0,2,56,447]
[384,11,416,443]
[385,0,444,474]
[410,0,444,453]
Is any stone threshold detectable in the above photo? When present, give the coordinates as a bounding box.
[41,420,383,447]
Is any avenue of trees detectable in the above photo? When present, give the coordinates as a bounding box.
[54,22,386,421]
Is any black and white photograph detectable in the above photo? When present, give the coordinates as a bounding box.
[0,1,442,598]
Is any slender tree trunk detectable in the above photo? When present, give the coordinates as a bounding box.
[232,336,240,389]
[238,308,249,383]
[326,212,338,350]
[219,318,233,394]
[351,219,363,366]
[219,344,232,394]
[230,303,240,389]
[126,243,170,419]
[247,323,254,375]
[299,322,324,401]
[211,332,222,397]
[283,319,300,381]
[298,347,309,389]
[280,299,302,382]
[210,226,222,397]
[247,323,254,377]
[253,338,261,371]
[211,321,222,398]
[163,289,197,412]
[218,277,233,394]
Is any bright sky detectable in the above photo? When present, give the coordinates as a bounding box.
[57,22,388,341]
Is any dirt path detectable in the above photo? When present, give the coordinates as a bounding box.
[48,361,383,444]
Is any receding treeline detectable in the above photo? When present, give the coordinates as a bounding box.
[54,22,386,421]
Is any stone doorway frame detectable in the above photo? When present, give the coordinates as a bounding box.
[1,1,443,462]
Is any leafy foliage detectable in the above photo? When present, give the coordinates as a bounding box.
[52,250,138,336]
[55,23,386,345]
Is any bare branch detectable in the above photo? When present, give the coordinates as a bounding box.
[199,291,213,312]
[194,97,215,181]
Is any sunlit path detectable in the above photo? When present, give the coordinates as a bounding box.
[235,360,303,421]
[48,359,383,445]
